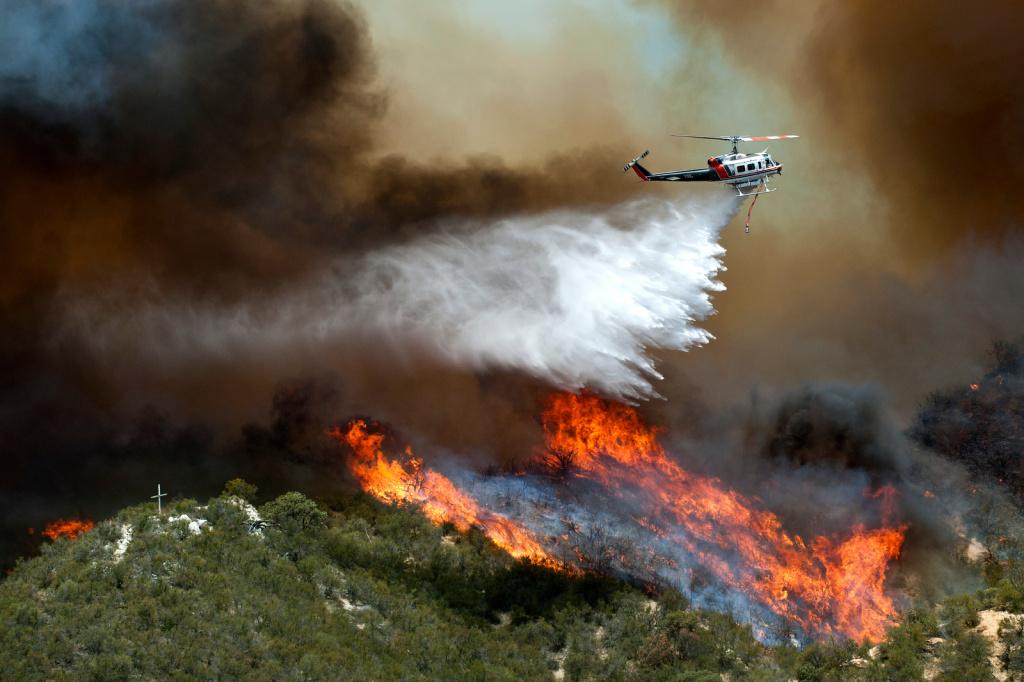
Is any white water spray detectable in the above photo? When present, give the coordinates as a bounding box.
[63,194,738,399]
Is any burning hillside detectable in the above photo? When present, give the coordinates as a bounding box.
[332,420,562,571]
[36,519,95,541]
[330,391,906,643]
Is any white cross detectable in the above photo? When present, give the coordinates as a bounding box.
[151,483,167,514]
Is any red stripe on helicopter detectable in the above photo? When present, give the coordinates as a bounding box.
[631,165,649,181]
[708,157,729,180]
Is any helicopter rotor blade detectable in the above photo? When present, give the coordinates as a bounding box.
[671,134,800,142]
[671,135,736,141]
[738,134,800,142]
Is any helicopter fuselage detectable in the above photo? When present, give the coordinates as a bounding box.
[707,152,782,188]
[627,151,782,189]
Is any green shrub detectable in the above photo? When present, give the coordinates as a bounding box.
[261,491,329,535]
[939,594,981,636]
[222,477,259,502]
[936,631,994,681]
[998,618,1024,682]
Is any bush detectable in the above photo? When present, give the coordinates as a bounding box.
[939,594,981,636]
[222,478,258,502]
[261,492,328,535]
[936,631,994,681]
[1000,616,1024,679]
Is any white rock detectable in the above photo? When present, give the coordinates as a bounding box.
[113,524,133,562]
[167,514,208,535]
[228,497,262,523]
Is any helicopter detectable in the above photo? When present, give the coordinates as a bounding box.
[623,134,798,232]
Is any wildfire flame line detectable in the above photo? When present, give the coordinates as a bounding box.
[331,392,906,643]
[329,420,562,571]
[541,392,905,642]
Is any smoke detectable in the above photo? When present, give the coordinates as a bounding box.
[62,194,735,400]
[660,0,1024,257]
[797,1,1024,256]
[339,387,1007,642]
[0,0,648,568]
[642,0,1024,418]
[5,0,1024,632]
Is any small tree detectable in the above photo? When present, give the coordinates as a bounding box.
[261,492,328,535]
[222,478,258,503]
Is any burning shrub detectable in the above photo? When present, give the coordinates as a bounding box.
[911,339,1024,500]
[41,519,95,541]
[332,392,907,643]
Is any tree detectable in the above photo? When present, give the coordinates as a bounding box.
[261,492,328,535]
[222,478,258,503]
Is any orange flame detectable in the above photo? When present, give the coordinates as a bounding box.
[330,393,906,643]
[329,420,561,570]
[41,518,95,541]
[541,392,905,642]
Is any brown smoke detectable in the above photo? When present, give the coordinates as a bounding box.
[663,0,1024,257]
[0,0,642,564]
[4,0,1024,586]
[641,0,1024,416]
[801,1,1024,256]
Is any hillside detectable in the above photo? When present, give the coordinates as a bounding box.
[912,339,1024,501]
[4,483,1024,681]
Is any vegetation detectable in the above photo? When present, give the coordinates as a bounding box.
[222,478,259,503]
[3,482,1024,680]
[911,339,1024,500]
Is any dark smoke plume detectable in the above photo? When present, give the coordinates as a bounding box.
[656,380,1019,603]
[0,0,644,568]
[4,1,1024,628]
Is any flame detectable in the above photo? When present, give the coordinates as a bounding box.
[970,383,980,391]
[329,420,561,570]
[329,393,906,643]
[541,392,905,642]
[41,518,95,540]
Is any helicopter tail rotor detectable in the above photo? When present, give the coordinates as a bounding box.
[623,149,651,180]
